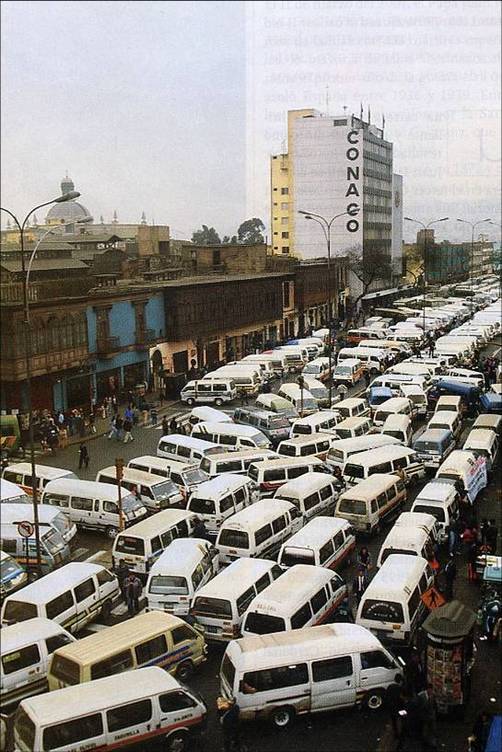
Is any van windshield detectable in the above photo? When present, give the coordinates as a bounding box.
[200,458,211,474]
[269,416,290,430]
[384,431,405,441]
[192,596,232,618]
[338,498,366,515]
[343,464,365,479]
[248,466,259,482]
[51,513,72,537]
[152,480,179,501]
[361,599,404,623]
[188,497,216,515]
[335,366,353,375]
[149,575,189,595]
[244,612,286,634]
[280,549,315,566]
[336,430,354,440]
[122,494,144,513]
[3,599,37,623]
[43,530,66,555]
[375,410,392,422]
[218,530,249,549]
[329,449,344,460]
[413,504,445,522]
[183,468,208,485]
[294,424,313,435]
[115,536,145,556]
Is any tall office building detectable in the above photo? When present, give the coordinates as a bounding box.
[270,109,403,295]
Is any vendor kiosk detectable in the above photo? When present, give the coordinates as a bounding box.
[422,600,476,715]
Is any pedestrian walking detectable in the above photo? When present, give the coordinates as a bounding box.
[444,554,457,600]
[58,426,69,449]
[115,559,129,602]
[218,697,242,752]
[467,541,478,583]
[357,546,372,573]
[352,567,368,606]
[115,415,124,441]
[150,407,158,427]
[239,388,249,406]
[126,573,142,615]
[107,416,118,440]
[169,417,177,433]
[404,649,425,695]
[78,442,90,470]
[385,674,406,740]
[161,416,169,436]
[416,684,438,752]
[89,412,97,434]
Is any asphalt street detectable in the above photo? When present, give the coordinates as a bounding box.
[21,336,502,752]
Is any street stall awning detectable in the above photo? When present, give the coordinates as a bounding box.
[422,599,477,639]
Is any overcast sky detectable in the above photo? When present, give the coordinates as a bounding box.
[1,0,500,243]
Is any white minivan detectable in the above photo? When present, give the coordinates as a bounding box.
[410,481,460,544]
[96,466,184,512]
[273,472,339,522]
[219,623,402,727]
[191,421,271,450]
[186,474,260,539]
[435,450,488,503]
[277,517,356,571]
[181,378,237,406]
[157,434,225,465]
[463,428,499,472]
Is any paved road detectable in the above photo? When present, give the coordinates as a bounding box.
[17,336,502,752]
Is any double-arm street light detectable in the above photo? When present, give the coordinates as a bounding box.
[1,191,81,577]
[298,209,356,407]
[404,216,449,332]
[456,218,492,308]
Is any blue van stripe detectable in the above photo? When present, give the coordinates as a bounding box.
[144,645,191,668]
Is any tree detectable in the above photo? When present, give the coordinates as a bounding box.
[191,225,221,245]
[344,244,393,317]
[237,218,265,245]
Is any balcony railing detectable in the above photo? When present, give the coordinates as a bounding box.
[135,328,157,348]
[96,336,121,356]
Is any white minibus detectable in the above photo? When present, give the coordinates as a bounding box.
[435,450,488,503]
[278,384,318,415]
[302,377,332,407]
[435,395,463,414]
[189,405,233,425]
[241,564,348,635]
[274,345,309,371]
[1,618,75,707]
[127,455,208,497]
[0,478,30,504]
[1,521,71,575]
[186,474,260,538]
[326,434,401,471]
[219,623,402,727]
[199,449,277,479]
[216,499,302,565]
[376,525,435,569]
[342,445,425,486]
[334,397,371,419]
[369,373,431,396]
[180,378,237,406]
[146,538,219,615]
[203,367,261,395]
[472,413,502,437]
[463,428,499,472]
[373,398,414,427]
[277,517,355,571]
[1,562,119,632]
[48,611,207,688]
[277,433,333,461]
[274,472,339,521]
[332,416,372,440]
[112,510,196,575]
[14,666,207,752]
[400,385,428,417]
[191,421,271,449]
[96,466,184,512]
[240,355,278,380]
[410,481,460,543]
[290,410,340,437]
[2,463,76,499]
[335,474,407,534]
[157,433,225,464]
[332,358,365,386]
[356,554,434,644]
[233,407,291,445]
[190,557,282,641]
[427,410,462,440]
[381,414,413,446]
[302,357,333,382]
[247,456,329,495]
[1,503,76,547]
[42,478,147,538]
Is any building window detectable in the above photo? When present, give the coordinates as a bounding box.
[280,187,289,195]
[281,217,288,225]
[281,202,289,210]
[281,232,289,239]
[273,246,279,250]
[281,246,290,255]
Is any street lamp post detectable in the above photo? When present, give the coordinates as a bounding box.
[404,217,449,333]
[298,209,354,407]
[1,191,81,577]
[456,218,492,308]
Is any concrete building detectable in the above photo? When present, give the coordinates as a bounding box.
[270,108,403,297]
[403,230,469,286]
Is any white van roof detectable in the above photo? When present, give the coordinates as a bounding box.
[148,538,212,577]
[375,398,411,412]
[278,432,333,448]
[202,449,276,463]
[158,434,222,450]
[344,445,415,469]
[395,512,437,531]
[335,416,371,429]
[280,516,351,549]
[190,407,233,422]
[363,554,429,599]
[329,435,401,453]
[437,450,479,476]
[1,617,73,654]
[292,410,340,427]
[414,481,457,504]
[4,562,106,606]
[219,499,294,531]
[97,466,168,486]
[189,474,252,498]
[0,478,28,501]
[338,473,399,500]
[3,464,75,481]
[246,564,334,615]
[335,398,368,410]
[195,558,278,599]
[249,456,323,470]
[382,414,411,430]
[1,503,66,526]
[43,478,131,502]
[463,429,496,450]
[380,525,430,551]
[128,456,193,474]
[20,667,178,726]
[114,509,195,539]
[194,422,264,438]
[274,472,334,498]
[336,357,362,368]
[228,623,380,672]
[279,384,315,400]
[428,411,459,426]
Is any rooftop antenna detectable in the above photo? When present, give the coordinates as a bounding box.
[382,113,386,136]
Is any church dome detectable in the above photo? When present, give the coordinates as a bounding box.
[45,175,93,225]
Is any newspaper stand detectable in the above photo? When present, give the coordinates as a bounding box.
[422,600,476,716]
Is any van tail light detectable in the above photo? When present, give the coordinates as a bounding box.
[179,596,189,602]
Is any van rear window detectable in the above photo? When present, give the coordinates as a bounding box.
[361,599,404,623]
[192,596,232,618]
[280,549,315,566]
[343,464,365,479]
[338,499,366,515]
[218,530,250,549]
[245,612,285,634]
[2,600,37,623]
[188,497,216,515]
[149,575,189,595]
[115,536,145,556]
[413,504,445,522]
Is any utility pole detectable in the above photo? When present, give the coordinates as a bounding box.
[115,458,125,532]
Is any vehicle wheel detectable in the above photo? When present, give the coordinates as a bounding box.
[270,706,294,729]
[106,526,118,539]
[187,398,195,406]
[215,398,223,406]
[166,730,189,752]
[176,660,193,681]
[364,690,384,711]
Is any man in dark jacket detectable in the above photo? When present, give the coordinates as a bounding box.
[115,559,129,602]
[385,674,405,738]
[126,573,142,615]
